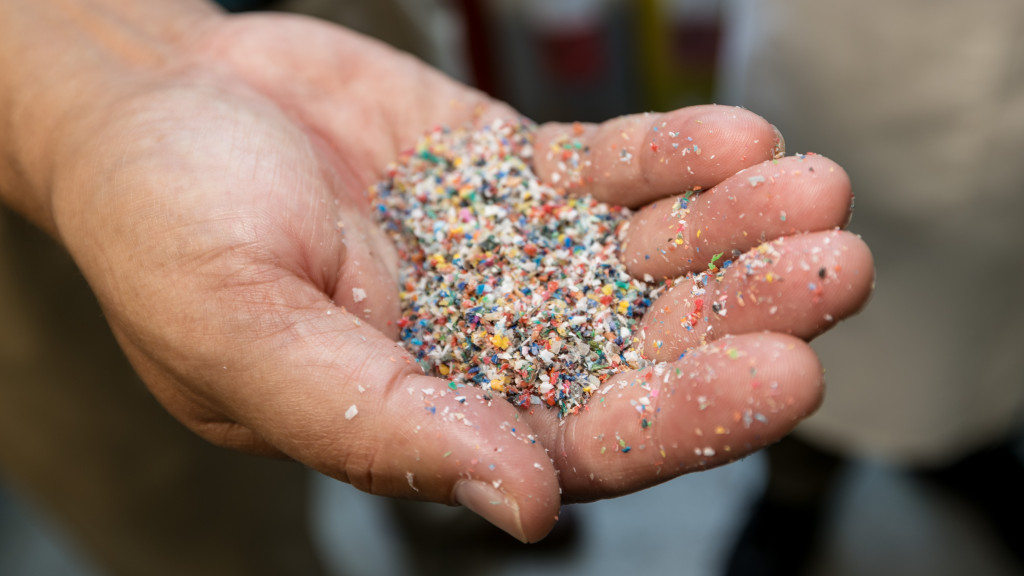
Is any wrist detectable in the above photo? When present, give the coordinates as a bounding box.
[0,0,224,236]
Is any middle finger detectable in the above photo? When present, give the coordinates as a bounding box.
[621,154,853,280]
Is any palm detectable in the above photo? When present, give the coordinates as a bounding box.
[190,14,510,328]
[57,13,873,542]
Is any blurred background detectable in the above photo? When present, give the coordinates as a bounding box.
[5,453,1023,575]
[3,0,1022,575]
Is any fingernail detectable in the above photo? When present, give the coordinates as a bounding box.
[454,480,526,543]
[771,124,786,159]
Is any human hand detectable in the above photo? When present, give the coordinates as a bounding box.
[2,4,872,542]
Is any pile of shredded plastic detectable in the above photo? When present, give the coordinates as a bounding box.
[370,119,657,416]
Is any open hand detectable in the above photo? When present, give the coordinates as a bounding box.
[41,11,872,542]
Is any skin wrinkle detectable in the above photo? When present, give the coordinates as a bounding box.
[112,334,249,445]
[303,324,378,388]
[332,367,418,494]
[220,313,391,458]
[637,121,660,192]
[545,374,648,499]
[192,419,281,457]
[201,19,395,192]
[552,405,583,490]
[683,192,704,256]
[60,89,229,243]
[571,427,626,497]
[274,209,334,294]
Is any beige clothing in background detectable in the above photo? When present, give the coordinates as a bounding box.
[719,0,1024,465]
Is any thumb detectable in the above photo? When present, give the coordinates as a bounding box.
[226,303,562,543]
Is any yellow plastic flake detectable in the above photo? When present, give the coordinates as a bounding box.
[617,300,629,314]
[601,284,614,296]
[489,379,506,392]
[438,364,451,376]
[490,333,511,350]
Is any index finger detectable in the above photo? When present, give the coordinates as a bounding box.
[532,105,784,207]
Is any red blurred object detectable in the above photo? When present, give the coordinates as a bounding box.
[538,27,606,83]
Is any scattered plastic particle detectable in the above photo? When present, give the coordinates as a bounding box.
[352,287,367,303]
